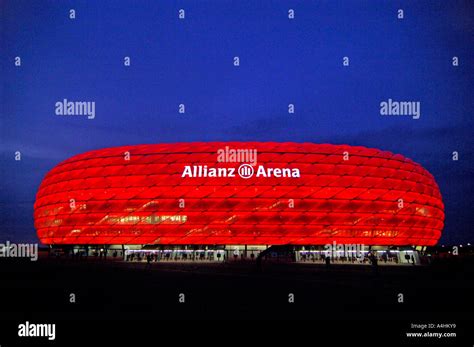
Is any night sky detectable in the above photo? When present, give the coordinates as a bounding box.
[1,0,473,244]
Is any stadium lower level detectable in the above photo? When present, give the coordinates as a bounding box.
[48,244,426,265]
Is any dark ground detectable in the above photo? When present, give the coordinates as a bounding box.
[0,257,472,345]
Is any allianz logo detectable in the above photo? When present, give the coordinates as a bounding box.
[182,164,301,179]
[182,146,300,178]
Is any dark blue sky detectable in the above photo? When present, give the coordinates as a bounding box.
[1,0,473,244]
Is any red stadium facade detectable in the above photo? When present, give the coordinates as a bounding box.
[34,142,444,247]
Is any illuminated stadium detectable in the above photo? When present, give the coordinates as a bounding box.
[34,142,444,263]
